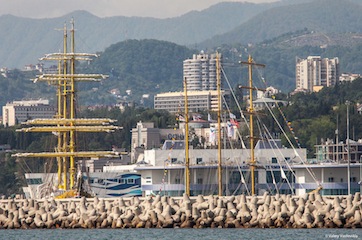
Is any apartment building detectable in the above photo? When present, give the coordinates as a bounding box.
[295,56,339,92]
[183,52,220,91]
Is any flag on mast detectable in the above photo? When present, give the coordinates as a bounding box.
[229,112,239,127]
[209,126,216,144]
[241,172,246,184]
[280,166,287,179]
[178,115,186,122]
[208,113,216,123]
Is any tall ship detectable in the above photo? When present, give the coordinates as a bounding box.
[19,38,361,198]
[15,20,141,199]
[101,54,362,197]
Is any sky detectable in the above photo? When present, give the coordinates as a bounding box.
[1,0,279,19]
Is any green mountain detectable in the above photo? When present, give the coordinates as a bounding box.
[3,0,362,69]
[0,2,272,68]
[200,0,362,47]
[2,38,362,109]
[78,39,194,105]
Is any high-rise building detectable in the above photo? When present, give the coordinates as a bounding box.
[295,56,339,92]
[183,52,220,91]
[2,99,55,126]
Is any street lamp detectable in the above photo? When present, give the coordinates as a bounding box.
[346,100,351,195]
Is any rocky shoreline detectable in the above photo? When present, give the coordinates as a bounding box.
[0,192,361,229]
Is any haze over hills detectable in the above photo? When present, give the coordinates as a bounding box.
[1,0,362,69]
[0,0,362,108]
[0,2,273,68]
[200,0,362,47]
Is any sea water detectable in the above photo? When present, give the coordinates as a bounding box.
[0,228,361,240]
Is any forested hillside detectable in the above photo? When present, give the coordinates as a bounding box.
[1,0,362,68]
[1,38,362,108]
[0,2,272,68]
[264,78,362,157]
[200,0,362,47]
[79,39,195,105]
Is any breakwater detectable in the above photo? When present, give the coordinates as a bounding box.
[0,192,361,229]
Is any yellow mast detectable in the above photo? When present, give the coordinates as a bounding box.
[69,19,76,189]
[216,52,222,196]
[183,77,190,196]
[62,22,68,190]
[240,55,265,195]
[14,20,118,194]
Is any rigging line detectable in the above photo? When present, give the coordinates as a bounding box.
[220,94,251,195]
[255,120,279,194]
[252,60,302,148]
[250,68,320,185]
[215,93,251,195]
[257,111,299,177]
[254,107,296,190]
[221,66,249,129]
[249,59,319,186]
[260,127,294,195]
[222,93,247,150]
[220,65,255,195]
[266,104,320,185]
[269,165,279,194]
[261,122,308,192]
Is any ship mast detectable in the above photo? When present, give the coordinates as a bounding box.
[216,52,222,196]
[240,55,265,195]
[183,77,190,196]
[14,20,120,193]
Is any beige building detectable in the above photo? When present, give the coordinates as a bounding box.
[130,121,185,162]
[339,73,361,82]
[295,56,339,92]
[154,90,230,113]
[2,99,55,127]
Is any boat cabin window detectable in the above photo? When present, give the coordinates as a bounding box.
[175,178,181,184]
[127,178,134,184]
[118,179,125,184]
[196,158,203,164]
[328,177,334,182]
[197,178,203,184]
[230,172,241,184]
[271,157,277,164]
[171,158,177,163]
[26,178,43,185]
